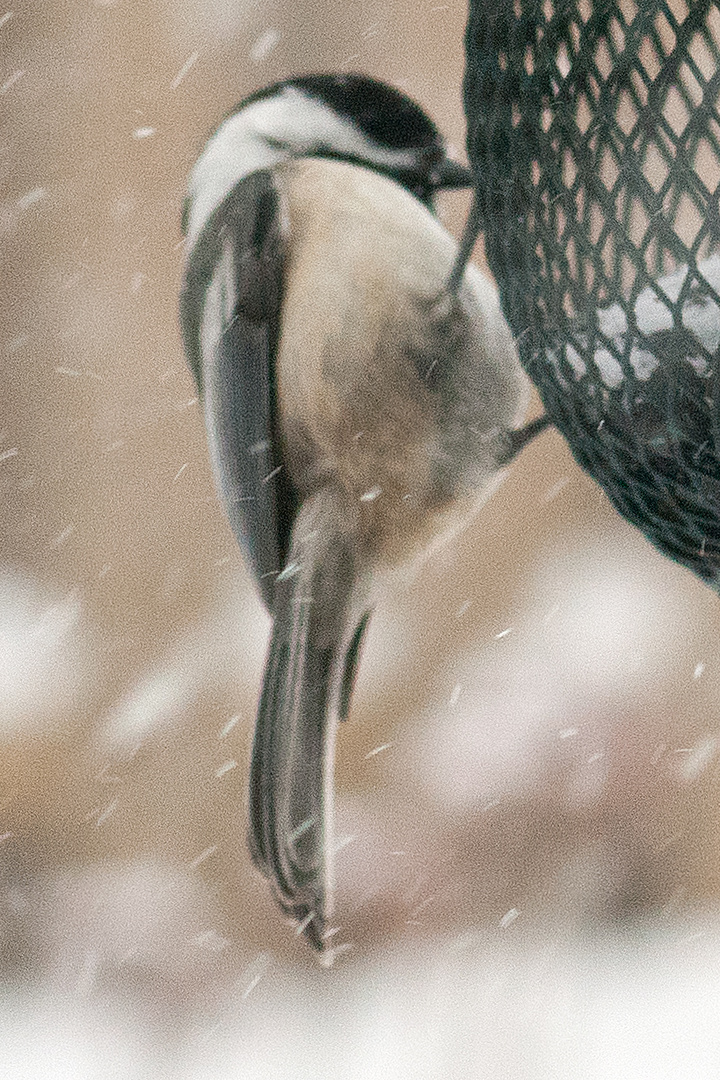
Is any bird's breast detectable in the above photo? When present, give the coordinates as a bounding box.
[274,158,528,566]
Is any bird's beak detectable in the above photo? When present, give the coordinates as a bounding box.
[433,157,475,189]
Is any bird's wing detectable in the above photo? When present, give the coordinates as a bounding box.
[180,170,295,612]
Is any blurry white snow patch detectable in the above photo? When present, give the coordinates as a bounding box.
[0,69,23,94]
[6,920,720,1078]
[16,186,46,210]
[565,748,609,809]
[0,997,150,1080]
[499,907,521,928]
[333,796,415,910]
[531,533,691,691]
[0,567,88,735]
[675,735,718,783]
[348,604,414,702]
[250,29,279,62]
[170,50,199,89]
[0,186,47,233]
[184,922,720,1080]
[415,682,556,808]
[97,580,268,754]
[98,663,197,755]
[160,0,253,42]
[31,858,226,993]
[411,532,692,809]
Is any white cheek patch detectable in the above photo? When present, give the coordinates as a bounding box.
[185,87,419,249]
[250,87,418,172]
[186,127,285,249]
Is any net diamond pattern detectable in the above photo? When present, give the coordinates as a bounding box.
[464,0,720,583]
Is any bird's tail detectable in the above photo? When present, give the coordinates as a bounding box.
[248,485,366,956]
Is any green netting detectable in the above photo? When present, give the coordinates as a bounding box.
[464,0,720,584]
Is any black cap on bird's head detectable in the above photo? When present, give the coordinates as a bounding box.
[237,73,474,206]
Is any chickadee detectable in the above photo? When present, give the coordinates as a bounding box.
[180,74,532,955]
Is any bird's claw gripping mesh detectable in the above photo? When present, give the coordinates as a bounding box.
[463,0,720,585]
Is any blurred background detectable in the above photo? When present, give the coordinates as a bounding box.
[3,1,720,1076]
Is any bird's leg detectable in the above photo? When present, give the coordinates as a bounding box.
[498,413,553,464]
[447,191,483,297]
[447,193,553,461]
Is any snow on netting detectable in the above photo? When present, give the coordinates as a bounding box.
[463,0,720,585]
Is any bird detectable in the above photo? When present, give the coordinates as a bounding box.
[179,73,536,956]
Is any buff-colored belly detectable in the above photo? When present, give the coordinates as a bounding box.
[274,157,527,566]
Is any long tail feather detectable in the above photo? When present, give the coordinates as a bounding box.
[248,486,365,954]
[338,611,370,722]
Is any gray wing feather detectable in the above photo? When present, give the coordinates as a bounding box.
[180,170,294,611]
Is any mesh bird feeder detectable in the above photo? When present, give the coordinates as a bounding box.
[463,0,720,585]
